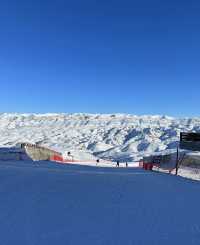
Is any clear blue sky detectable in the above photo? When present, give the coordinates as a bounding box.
[0,0,200,116]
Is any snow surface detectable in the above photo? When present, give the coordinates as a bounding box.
[0,160,200,245]
[0,113,200,162]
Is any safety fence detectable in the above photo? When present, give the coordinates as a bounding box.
[140,154,178,174]
[20,143,63,162]
[20,143,112,165]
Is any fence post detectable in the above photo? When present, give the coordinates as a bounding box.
[175,146,179,175]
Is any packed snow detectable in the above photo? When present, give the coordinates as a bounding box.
[0,113,200,162]
[0,160,200,245]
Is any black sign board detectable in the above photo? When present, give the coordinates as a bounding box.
[180,132,200,151]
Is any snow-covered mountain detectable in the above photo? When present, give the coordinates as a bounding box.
[0,113,200,161]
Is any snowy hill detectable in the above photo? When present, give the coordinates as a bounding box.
[0,113,200,161]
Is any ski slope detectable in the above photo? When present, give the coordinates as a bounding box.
[0,161,200,244]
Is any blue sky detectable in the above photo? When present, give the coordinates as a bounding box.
[0,0,200,116]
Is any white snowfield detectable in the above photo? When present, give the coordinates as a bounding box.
[0,113,200,162]
[0,160,200,245]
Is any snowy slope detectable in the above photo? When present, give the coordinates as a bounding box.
[0,160,200,245]
[0,113,200,161]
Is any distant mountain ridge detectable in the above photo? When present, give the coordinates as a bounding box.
[0,113,199,161]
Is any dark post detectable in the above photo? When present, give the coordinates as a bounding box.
[175,145,179,175]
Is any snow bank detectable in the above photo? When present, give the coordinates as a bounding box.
[0,147,32,161]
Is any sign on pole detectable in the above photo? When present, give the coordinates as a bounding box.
[180,132,200,151]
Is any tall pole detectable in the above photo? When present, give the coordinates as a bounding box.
[175,145,179,175]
